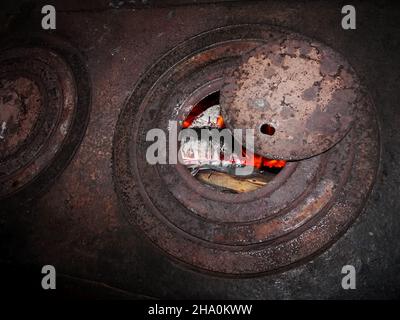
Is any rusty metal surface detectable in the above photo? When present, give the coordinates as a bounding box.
[0,36,90,200]
[0,0,399,299]
[0,77,41,156]
[113,24,379,274]
[220,34,358,160]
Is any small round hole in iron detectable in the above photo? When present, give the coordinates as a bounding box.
[260,123,275,135]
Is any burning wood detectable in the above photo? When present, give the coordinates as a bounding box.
[180,96,286,177]
[197,170,272,193]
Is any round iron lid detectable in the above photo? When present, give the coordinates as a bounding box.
[0,34,91,202]
[220,35,360,160]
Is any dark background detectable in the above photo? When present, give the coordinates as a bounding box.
[0,0,399,299]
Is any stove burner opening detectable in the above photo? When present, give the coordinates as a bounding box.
[180,91,286,193]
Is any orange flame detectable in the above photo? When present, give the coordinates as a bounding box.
[181,102,286,170]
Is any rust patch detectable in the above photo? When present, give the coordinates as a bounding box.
[0,77,41,157]
[220,36,359,160]
[0,35,91,201]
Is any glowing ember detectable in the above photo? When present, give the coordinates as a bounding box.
[246,153,286,169]
[181,92,286,171]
